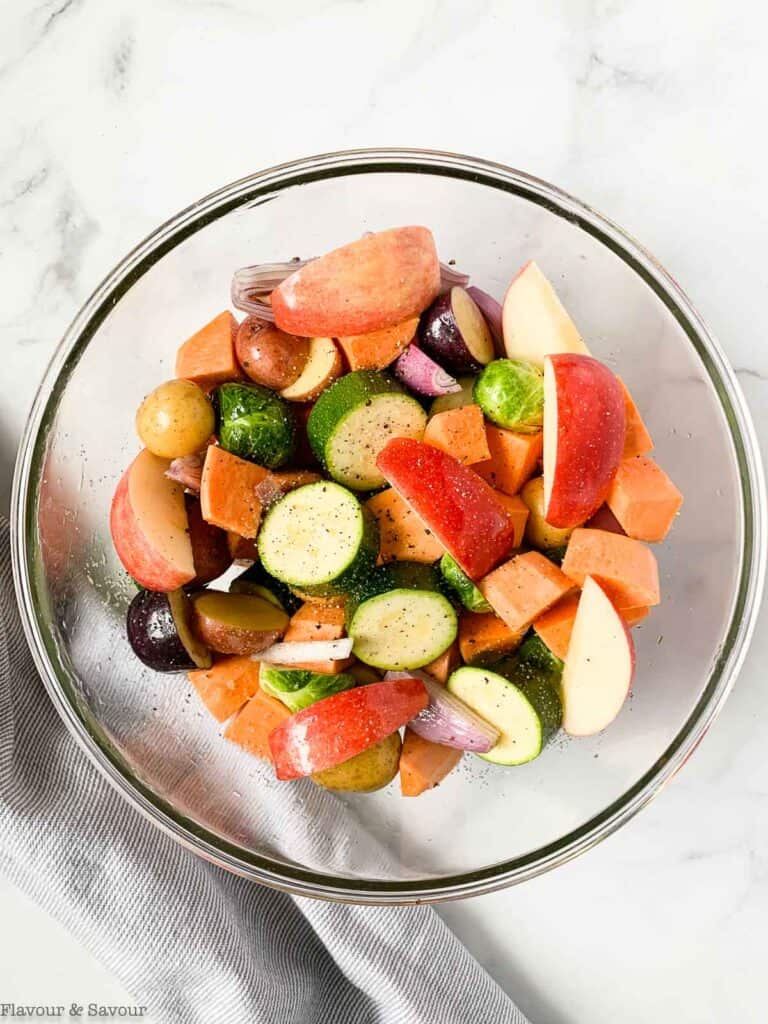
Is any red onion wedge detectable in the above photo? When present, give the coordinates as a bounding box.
[439,262,471,292]
[165,453,204,493]
[466,286,504,351]
[232,260,309,321]
[385,670,499,752]
[254,638,354,665]
[393,344,462,397]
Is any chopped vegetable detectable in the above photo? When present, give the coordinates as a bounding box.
[429,375,476,416]
[561,528,661,607]
[127,588,210,672]
[187,655,261,722]
[224,689,292,761]
[216,381,295,468]
[422,641,461,684]
[175,311,239,386]
[279,337,343,402]
[349,587,457,670]
[268,678,428,780]
[385,670,499,752]
[465,286,503,350]
[473,359,544,433]
[255,637,354,665]
[185,495,232,585]
[364,487,444,565]
[458,610,525,666]
[337,317,419,371]
[235,318,310,390]
[419,286,495,373]
[259,481,379,597]
[165,452,205,493]
[520,476,575,550]
[399,729,463,797]
[479,551,576,634]
[283,602,346,643]
[259,664,355,712]
[423,404,491,465]
[491,635,563,743]
[473,426,543,496]
[192,591,289,656]
[229,562,301,613]
[136,379,215,460]
[439,552,492,613]
[533,594,581,660]
[312,732,402,793]
[377,438,517,580]
[393,344,462,397]
[447,666,547,765]
[501,261,589,366]
[199,445,268,538]
[492,492,529,548]
[606,455,683,542]
[308,370,427,490]
[618,378,654,458]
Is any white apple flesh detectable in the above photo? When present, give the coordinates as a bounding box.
[502,261,590,366]
[561,576,636,736]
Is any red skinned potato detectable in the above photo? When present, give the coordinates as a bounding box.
[271,227,440,337]
[268,679,428,780]
[235,317,310,390]
[111,449,195,592]
[185,496,232,585]
[543,354,625,529]
[191,592,289,655]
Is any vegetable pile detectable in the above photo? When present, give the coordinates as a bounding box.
[111,226,683,798]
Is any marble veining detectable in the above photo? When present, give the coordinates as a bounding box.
[1,1,767,1021]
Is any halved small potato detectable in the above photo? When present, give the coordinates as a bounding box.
[312,731,402,792]
[280,337,343,402]
[235,318,310,390]
[192,591,289,655]
[419,287,495,374]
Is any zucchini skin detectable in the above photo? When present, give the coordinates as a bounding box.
[307,370,406,467]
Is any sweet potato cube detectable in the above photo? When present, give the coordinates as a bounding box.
[493,492,529,549]
[458,611,525,666]
[336,318,419,371]
[176,311,239,386]
[200,446,268,538]
[606,455,683,542]
[365,488,444,564]
[224,689,292,761]
[400,728,462,797]
[473,426,543,496]
[562,528,660,607]
[479,551,575,633]
[618,378,654,458]
[533,594,581,661]
[188,656,262,722]
[423,405,491,465]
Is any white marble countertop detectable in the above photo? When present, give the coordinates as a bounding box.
[2,1,767,1021]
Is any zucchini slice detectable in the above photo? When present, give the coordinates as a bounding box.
[259,481,378,597]
[307,370,427,490]
[447,666,545,765]
[349,588,457,670]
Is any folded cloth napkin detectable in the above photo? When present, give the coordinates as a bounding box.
[0,521,527,1024]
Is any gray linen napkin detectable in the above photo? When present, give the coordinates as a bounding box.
[0,521,527,1024]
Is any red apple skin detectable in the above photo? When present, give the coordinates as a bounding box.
[545,354,625,529]
[271,226,441,337]
[110,466,195,592]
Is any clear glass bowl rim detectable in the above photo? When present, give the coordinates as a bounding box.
[10,147,767,904]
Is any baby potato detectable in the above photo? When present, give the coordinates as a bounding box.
[136,379,214,458]
[521,476,575,550]
[235,318,310,391]
[312,731,402,793]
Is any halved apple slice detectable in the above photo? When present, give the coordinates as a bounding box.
[543,353,626,528]
[561,576,635,736]
[110,449,195,592]
[502,261,590,366]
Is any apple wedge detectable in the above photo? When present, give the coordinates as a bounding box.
[543,354,625,528]
[502,261,590,366]
[110,449,195,591]
[271,226,441,337]
[561,576,635,736]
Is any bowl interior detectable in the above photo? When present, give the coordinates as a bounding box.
[17,155,757,898]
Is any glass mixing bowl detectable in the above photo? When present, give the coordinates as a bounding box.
[11,149,766,903]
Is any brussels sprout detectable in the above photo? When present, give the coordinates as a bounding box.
[216,382,295,468]
[473,359,544,432]
[439,552,491,613]
[259,665,356,712]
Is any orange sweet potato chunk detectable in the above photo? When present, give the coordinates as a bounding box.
[479,551,576,634]
[283,603,346,643]
[188,656,262,722]
[423,405,491,465]
[562,528,660,607]
[200,446,268,538]
[473,427,543,496]
[176,311,239,385]
[365,488,444,564]
[606,455,683,542]
[618,378,654,459]
[400,728,462,797]
[533,594,581,661]
[422,641,460,684]
[336,317,419,371]
[493,492,529,549]
[223,688,292,760]
[458,611,525,666]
